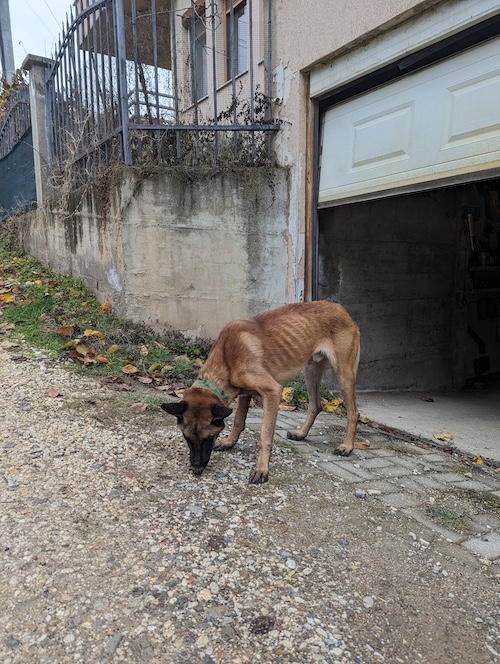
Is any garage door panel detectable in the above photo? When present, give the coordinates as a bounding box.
[350,102,414,170]
[319,36,500,205]
[444,71,500,148]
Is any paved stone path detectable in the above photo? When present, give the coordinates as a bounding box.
[245,408,500,563]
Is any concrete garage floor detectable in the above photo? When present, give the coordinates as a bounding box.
[357,373,500,464]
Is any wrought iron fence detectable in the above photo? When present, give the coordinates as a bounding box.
[46,0,278,182]
[0,85,31,159]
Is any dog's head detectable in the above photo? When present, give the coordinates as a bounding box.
[161,388,232,475]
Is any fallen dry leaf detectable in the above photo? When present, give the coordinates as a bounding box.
[281,386,294,404]
[137,376,153,384]
[433,431,453,443]
[1,340,19,349]
[75,343,89,356]
[353,440,371,450]
[100,301,112,315]
[421,396,434,402]
[472,455,484,464]
[84,329,104,338]
[359,416,370,424]
[128,402,148,413]
[279,404,297,411]
[48,387,63,398]
[323,398,343,413]
[122,364,140,375]
[57,325,75,337]
[155,385,171,391]
[107,344,119,354]
[80,353,97,365]
[95,355,111,364]
[174,355,190,363]
[103,381,132,392]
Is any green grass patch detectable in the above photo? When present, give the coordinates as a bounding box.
[428,508,471,534]
[0,243,211,386]
[282,374,344,410]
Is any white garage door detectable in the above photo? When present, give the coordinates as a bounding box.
[319,36,500,207]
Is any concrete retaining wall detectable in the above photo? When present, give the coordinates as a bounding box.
[17,166,291,339]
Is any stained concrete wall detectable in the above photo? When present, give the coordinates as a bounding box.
[318,189,470,392]
[18,167,290,339]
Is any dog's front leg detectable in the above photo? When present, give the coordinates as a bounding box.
[214,394,251,451]
[249,381,282,484]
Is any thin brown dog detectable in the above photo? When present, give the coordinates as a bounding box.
[161,301,360,484]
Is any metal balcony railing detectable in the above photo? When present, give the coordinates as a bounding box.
[46,0,278,182]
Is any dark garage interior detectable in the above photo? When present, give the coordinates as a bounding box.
[318,179,500,393]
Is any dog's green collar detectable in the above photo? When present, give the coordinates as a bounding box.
[191,378,230,403]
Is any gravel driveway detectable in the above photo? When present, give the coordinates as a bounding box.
[1,344,499,663]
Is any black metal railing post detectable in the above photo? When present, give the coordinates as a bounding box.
[114,0,132,165]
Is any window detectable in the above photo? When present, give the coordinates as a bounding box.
[192,16,208,100]
[183,1,208,102]
[226,0,247,80]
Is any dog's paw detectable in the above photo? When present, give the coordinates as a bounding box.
[213,438,236,452]
[248,467,269,484]
[334,445,353,457]
[287,431,306,441]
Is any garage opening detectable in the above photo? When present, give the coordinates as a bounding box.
[318,179,500,392]
[314,24,500,394]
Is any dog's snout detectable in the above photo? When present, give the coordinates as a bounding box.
[191,466,205,475]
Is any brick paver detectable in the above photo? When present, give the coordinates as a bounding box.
[461,532,500,560]
[377,492,423,508]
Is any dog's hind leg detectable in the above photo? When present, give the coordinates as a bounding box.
[332,332,360,457]
[214,394,251,451]
[287,354,329,441]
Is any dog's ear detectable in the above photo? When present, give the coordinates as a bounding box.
[211,403,232,420]
[161,401,188,416]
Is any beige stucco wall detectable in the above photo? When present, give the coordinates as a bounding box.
[273,0,441,74]
[17,167,290,339]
